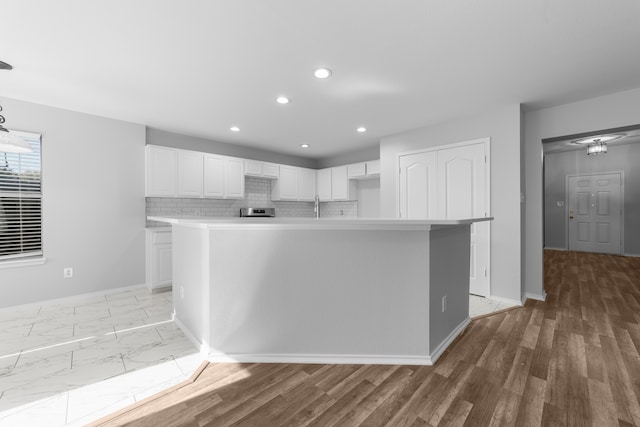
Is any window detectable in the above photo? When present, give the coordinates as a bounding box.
[0,132,42,261]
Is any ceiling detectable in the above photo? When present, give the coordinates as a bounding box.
[2,1,640,159]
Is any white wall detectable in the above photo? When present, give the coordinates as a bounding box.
[380,104,522,302]
[524,87,640,300]
[0,97,146,308]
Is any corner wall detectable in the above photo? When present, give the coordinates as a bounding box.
[0,97,146,308]
[524,87,640,300]
[379,104,522,302]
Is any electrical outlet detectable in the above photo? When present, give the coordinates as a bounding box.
[340,209,344,216]
[63,267,73,278]
[442,295,447,312]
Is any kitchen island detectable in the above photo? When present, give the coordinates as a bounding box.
[149,216,491,365]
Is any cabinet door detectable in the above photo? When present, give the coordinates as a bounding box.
[298,168,316,201]
[317,168,332,201]
[262,162,280,178]
[177,151,203,197]
[225,157,245,199]
[203,155,225,198]
[154,244,173,286]
[278,165,299,200]
[366,160,380,176]
[146,146,177,197]
[347,162,367,179]
[331,166,349,200]
[244,159,262,176]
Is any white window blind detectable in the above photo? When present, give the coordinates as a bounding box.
[0,132,42,261]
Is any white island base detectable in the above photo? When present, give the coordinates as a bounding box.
[149,217,489,365]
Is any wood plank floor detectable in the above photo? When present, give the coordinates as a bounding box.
[90,250,640,426]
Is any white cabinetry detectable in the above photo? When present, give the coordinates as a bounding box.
[331,165,357,201]
[177,151,203,197]
[271,165,298,200]
[145,228,172,291]
[224,157,245,198]
[347,160,380,179]
[245,160,279,179]
[145,146,177,197]
[317,168,332,201]
[298,168,316,201]
[203,154,225,198]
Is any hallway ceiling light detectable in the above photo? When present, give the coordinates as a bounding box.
[276,96,290,104]
[587,140,607,155]
[573,134,623,145]
[357,127,367,133]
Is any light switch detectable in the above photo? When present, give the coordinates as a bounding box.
[556,201,565,207]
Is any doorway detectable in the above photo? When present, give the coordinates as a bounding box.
[567,172,623,255]
[397,138,490,297]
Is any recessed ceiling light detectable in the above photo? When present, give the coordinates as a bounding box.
[572,134,623,145]
[230,126,240,132]
[276,96,290,104]
[357,127,367,133]
[300,144,310,148]
[314,68,332,79]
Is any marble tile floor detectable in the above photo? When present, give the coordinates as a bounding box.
[469,294,520,317]
[0,287,517,426]
[0,287,201,426]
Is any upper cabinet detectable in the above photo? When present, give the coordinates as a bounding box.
[224,157,245,199]
[297,168,316,201]
[271,165,298,200]
[331,165,357,201]
[245,159,279,179]
[146,145,245,200]
[146,145,177,197]
[316,169,332,201]
[177,151,204,197]
[347,160,380,180]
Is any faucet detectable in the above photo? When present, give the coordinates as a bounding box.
[314,195,320,219]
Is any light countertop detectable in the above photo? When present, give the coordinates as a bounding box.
[147,216,493,231]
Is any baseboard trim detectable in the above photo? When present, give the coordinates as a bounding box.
[0,283,148,313]
[428,317,471,364]
[523,291,547,304]
[624,253,640,258]
[173,315,208,357]
[544,246,567,251]
[205,318,471,367]
[208,352,434,366]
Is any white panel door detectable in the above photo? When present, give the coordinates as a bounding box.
[437,143,488,297]
[145,145,177,197]
[568,173,622,254]
[399,151,438,219]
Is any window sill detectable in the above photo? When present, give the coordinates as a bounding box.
[0,257,47,269]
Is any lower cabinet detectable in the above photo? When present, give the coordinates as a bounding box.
[145,228,172,292]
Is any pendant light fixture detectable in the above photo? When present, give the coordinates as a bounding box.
[0,60,32,153]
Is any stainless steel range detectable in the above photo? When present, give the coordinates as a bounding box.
[239,207,275,217]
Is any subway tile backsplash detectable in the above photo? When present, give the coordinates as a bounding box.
[146,176,357,226]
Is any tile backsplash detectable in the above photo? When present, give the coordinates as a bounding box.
[146,176,357,226]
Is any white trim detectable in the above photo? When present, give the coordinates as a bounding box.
[523,291,547,304]
[624,253,640,258]
[0,256,46,269]
[207,353,434,366]
[173,314,208,357]
[428,317,471,364]
[543,246,567,251]
[0,283,147,313]
[203,317,471,367]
